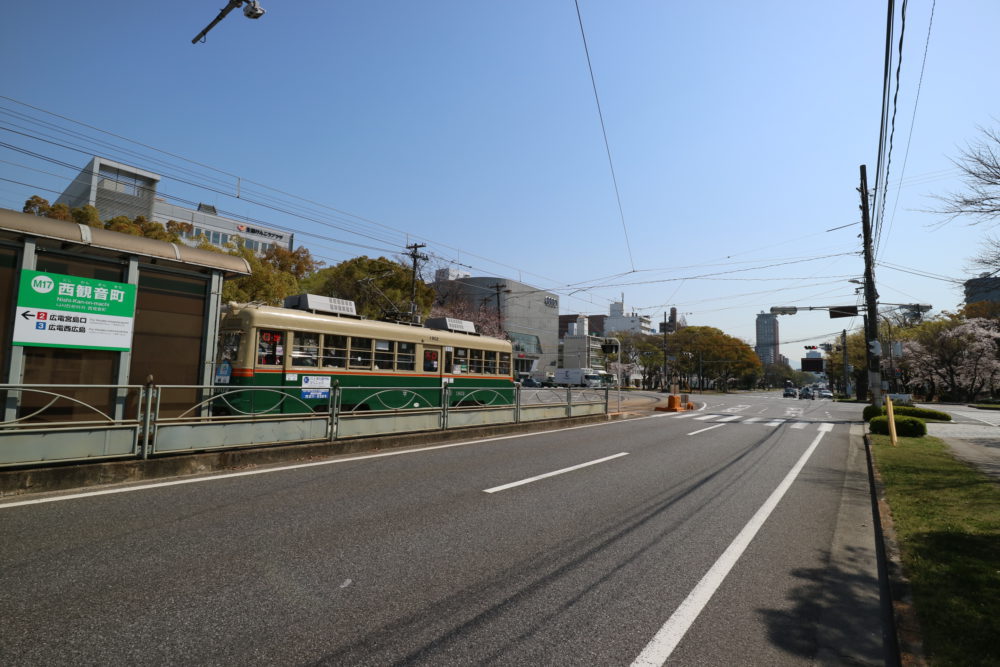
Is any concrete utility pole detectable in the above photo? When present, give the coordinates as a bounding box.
[405,243,427,323]
[859,165,883,407]
[487,282,509,333]
[842,329,849,398]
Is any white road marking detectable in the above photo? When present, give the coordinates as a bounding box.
[693,414,718,421]
[687,424,726,436]
[791,422,807,430]
[670,412,700,419]
[631,428,829,666]
[819,422,834,432]
[0,414,666,510]
[765,419,785,427]
[715,415,742,422]
[483,452,628,493]
[742,417,761,424]
[722,405,751,413]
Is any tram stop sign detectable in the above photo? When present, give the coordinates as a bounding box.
[12,270,137,351]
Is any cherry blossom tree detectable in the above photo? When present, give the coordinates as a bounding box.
[902,317,1000,401]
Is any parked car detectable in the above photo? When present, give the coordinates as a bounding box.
[798,388,813,399]
[783,387,797,398]
[520,377,541,388]
[818,388,833,399]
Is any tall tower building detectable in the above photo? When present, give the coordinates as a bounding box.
[755,311,780,365]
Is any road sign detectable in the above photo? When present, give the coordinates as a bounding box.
[829,305,859,318]
[12,270,137,351]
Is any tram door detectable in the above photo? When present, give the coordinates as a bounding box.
[423,345,443,407]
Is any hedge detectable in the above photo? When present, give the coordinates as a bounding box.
[891,405,952,421]
[863,404,883,422]
[869,415,927,437]
[863,404,952,422]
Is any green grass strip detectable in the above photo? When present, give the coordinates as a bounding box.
[869,435,1000,666]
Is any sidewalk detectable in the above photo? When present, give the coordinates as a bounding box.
[919,404,1000,483]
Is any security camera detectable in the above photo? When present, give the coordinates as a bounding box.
[243,1,265,19]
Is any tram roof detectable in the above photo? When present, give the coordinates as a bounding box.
[0,209,251,276]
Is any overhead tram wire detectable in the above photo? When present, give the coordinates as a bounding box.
[884,0,935,247]
[1,96,628,301]
[573,0,636,273]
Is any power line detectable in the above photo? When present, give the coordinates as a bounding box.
[573,0,635,272]
[875,0,909,257]
[884,0,935,247]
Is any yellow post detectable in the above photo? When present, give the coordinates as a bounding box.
[886,395,898,447]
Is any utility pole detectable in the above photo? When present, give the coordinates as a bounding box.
[405,243,427,323]
[842,329,849,398]
[859,165,883,407]
[487,282,509,334]
[662,312,669,392]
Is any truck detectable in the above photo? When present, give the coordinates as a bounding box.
[554,368,602,388]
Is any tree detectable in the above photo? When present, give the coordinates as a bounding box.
[933,125,1000,226]
[902,316,1000,401]
[305,256,434,320]
[220,243,299,306]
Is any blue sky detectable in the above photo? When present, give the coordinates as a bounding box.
[3,1,999,362]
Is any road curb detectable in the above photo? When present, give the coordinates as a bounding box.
[0,412,624,498]
[864,433,928,667]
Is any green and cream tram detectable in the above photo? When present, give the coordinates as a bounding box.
[213,296,515,414]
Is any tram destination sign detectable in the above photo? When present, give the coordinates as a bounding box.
[13,270,137,351]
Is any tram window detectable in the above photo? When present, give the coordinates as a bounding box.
[257,330,285,366]
[470,349,484,373]
[374,339,395,369]
[322,334,347,368]
[350,337,373,369]
[499,352,511,376]
[397,342,415,371]
[484,351,497,374]
[291,332,320,367]
[424,350,439,372]
[453,347,468,373]
[443,349,453,374]
[218,330,242,363]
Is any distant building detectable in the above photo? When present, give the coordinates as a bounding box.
[604,300,653,335]
[431,275,559,378]
[559,313,607,338]
[56,156,293,255]
[964,274,1000,304]
[755,312,780,365]
[434,267,471,282]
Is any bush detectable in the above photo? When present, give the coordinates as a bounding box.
[870,415,927,437]
[891,405,952,421]
[863,404,883,422]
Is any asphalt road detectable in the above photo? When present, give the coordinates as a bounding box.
[0,392,885,665]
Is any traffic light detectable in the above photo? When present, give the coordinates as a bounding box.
[868,340,882,356]
[804,345,818,350]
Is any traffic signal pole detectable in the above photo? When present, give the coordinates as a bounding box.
[859,165,883,407]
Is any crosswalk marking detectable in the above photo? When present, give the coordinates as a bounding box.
[791,422,807,430]
[670,412,700,419]
[715,415,742,422]
[742,417,761,424]
[693,414,718,421]
[765,419,785,427]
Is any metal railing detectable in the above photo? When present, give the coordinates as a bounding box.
[0,382,609,468]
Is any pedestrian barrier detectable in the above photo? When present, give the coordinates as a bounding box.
[0,383,609,468]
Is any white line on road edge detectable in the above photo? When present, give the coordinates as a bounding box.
[686,424,726,436]
[0,415,667,510]
[482,453,629,493]
[630,428,829,666]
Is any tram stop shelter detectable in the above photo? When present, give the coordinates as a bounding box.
[0,209,250,428]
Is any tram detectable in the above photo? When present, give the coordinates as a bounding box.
[212,295,515,414]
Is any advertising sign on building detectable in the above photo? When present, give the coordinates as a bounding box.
[12,270,137,351]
